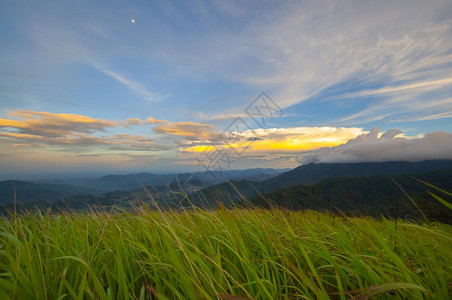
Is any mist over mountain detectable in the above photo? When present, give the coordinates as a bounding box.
[2,160,451,223]
[0,168,288,204]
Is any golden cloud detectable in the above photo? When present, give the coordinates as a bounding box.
[119,118,145,127]
[182,126,364,154]
[0,110,171,151]
[146,117,167,125]
[0,110,116,137]
[152,121,218,140]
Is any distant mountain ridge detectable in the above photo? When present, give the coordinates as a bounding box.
[1,160,451,213]
[263,160,452,192]
[1,161,451,223]
[189,160,452,203]
[0,168,288,204]
[0,180,94,204]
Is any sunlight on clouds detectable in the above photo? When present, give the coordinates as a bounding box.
[0,110,170,151]
[0,110,223,153]
[11,110,112,124]
[182,127,364,154]
[146,117,167,125]
[152,121,218,140]
[299,127,452,164]
[1,110,116,136]
[249,127,364,152]
[251,139,342,151]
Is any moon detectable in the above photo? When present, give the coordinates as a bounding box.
[131,19,135,23]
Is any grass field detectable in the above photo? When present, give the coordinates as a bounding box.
[0,207,451,299]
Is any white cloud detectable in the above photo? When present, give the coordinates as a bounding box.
[146,0,452,123]
[94,66,165,103]
[213,0,452,125]
[342,78,452,99]
[299,127,452,164]
[340,94,452,125]
[12,0,452,121]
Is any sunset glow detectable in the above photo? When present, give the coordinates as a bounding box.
[0,0,451,178]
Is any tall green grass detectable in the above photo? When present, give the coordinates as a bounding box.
[0,207,451,299]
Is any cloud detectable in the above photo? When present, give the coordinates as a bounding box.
[177,126,366,170]
[152,121,218,141]
[0,130,166,151]
[200,0,452,126]
[107,134,173,151]
[0,110,116,137]
[390,111,452,123]
[343,78,452,98]
[146,117,167,125]
[265,1,452,109]
[246,127,364,152]
[119,118,146,127]
[93,65,165,103]
[0,110,223,154]
[339,86,452,125]
[299,127,452,164]
[7,0,451,126]
[182,126,364,154]
[0,110,171,151]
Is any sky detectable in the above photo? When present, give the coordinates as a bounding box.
[0,0,451,179]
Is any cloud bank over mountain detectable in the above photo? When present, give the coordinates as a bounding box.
[299,127,452,164]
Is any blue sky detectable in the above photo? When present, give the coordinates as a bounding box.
[1,0,451,179]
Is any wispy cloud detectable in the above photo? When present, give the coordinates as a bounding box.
[390,111,452,123]
[232,1,452,115]
[6,0,452,125]
[340,93,452,124]
[342,78,452,99]
[94,66,165,103]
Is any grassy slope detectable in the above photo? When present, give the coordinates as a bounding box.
[0,208,451,299]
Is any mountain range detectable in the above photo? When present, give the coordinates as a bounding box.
[189,160,452,203]
[0,168,288,204]
[1,160,451,222]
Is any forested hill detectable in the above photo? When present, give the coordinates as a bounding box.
[242,169,452,223]
[189,160,452,203]
[262,160,452,192]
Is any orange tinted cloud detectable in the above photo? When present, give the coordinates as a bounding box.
[152,121,218,140]
[0,110,116,137]
[0,110,170,151]
[248,127,364,152]
[146,117,167,125]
